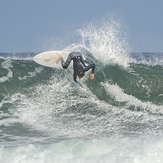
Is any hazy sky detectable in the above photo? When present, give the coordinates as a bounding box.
[0,0,163,52]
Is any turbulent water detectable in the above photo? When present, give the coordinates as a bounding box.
[0,19,163,163]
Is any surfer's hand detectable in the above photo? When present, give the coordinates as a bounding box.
[56,55,62,64]
[90,73,94,79]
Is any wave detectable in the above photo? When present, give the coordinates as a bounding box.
[0,18,163,143]
[0,57,162,103]
[0,57,163,141]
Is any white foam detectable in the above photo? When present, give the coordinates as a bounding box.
[0,59,13,83]
[18,67,44,80]
[1,136,163,163]
[101,82,163,114]
[1,59,13,69]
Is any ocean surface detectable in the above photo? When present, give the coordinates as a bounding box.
[0,21,163,163]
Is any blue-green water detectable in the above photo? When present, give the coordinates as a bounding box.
[0,51,163,162]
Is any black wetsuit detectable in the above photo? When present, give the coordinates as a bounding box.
[61,52,95,82]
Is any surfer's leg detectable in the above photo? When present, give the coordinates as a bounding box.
[61,53,73,69]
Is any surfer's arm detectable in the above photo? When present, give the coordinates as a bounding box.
[83,64,95,79]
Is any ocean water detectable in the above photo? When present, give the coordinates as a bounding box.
[0,19,163,163]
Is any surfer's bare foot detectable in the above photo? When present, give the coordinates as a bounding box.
[56,55,62,64]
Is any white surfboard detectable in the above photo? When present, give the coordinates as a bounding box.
[33,51,69,68]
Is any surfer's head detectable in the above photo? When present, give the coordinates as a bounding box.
[77,71,85,79]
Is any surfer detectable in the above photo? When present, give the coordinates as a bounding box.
[56,52,95,82]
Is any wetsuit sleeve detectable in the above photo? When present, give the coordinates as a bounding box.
[61,53,73,69]
[83,64,95,73]
[80,55,87,67]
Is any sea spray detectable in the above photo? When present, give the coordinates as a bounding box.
[77,19,130,66]
[46,17,131,67]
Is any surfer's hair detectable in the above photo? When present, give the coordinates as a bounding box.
[77,71,85,78]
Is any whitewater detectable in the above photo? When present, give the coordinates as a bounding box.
[0,18,163,163]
